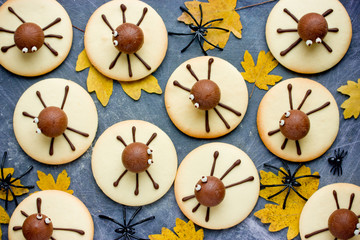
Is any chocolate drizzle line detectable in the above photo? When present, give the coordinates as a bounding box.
[146,133,157,146]
[214,107,230,129]
[210,151,219,176]
[109,52,121,69]
[220,159,241,180]
[101,14,114,32]
[0,27,15,33]
[44,42,58,56]
[205,110,210,132]
[1,44,15,53]
[280,38,302,56]
[36,91,47,108]
[297,90,312,110]
[117,135,127,147]
[49,138,55,155]
[121,4,127,23]
[322,9,333,17]
[192,203,201,212]
[288,84,293,110]
[306,102,330,115]
[173,81,190,92]
[268,129,280,136]
[113,170,127,187]
[127,54,133,77]
[225,176,254,189]
[63,133,75,151]
[218,103,242,116]
[182,195,195,202]
[134,53,151,70]
[145,170,159,189]
[186,64,199,81]
[305,228,329,238]
[348,193,355,210]
[42,18,61,31]
[136,8,148,26]
[283,8,298,23]
[207,58,214,79]
[135,173,139,195]
[295,140,301,155]
[205,207,210,222]
[61,86,69,110]
[8,7,25,23]
[333,190,340,209]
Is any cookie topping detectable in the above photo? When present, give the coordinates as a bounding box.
[122,142,152,173]
[279,110,310,140]
[37,106,68,138]
[190,80,221,110]
[194,176,225,207]
[298,13,328,46]
[328,209,358,239]
[14,23,45,53]
[113,23,144,54]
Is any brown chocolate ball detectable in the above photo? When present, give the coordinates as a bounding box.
[194,176,225,207]
[328,209,358,240]
[190,80,221,110]
[122,142,152,173]
[298,13,328,43]
[37,106,68,138]
[22,214,53,240]
[14,23,44,53]
[279,110,310,140]
[113,23,144,54]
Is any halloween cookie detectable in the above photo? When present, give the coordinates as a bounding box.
[164,56,248,139]
[0,0,73,77]
[257,78,339,162]
[13,78,98,165]
[8,190,94,240]
[91,120,177,206]
[265,0,352,74]
[174,142,259,229]
[299,183,360,240]
[84,0,168,81]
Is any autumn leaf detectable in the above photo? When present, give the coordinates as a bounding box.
[0,205,10,238]
[36,170,74,195]
[75,49,91,72]
[149,218,204,240]
[0,168,30,201]
[241,50,282,97]
[178,0,242,51]
[254,165,319,240]
[87,66,113,106]
[120,75,162,101]
[337,79,360,119]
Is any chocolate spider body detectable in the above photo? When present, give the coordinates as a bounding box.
[305,190,360,240]
[268,83,330,155]
[22,85,89,156]
[0,7,63,56]
[277,8,339,56]
[114,126,159,196]
[168,5,229,55]
[13,197,85,239]
[261,160,320,209]
[99,206,155,240]
[182,151,254,222]
[0,152,34,209]
[173,57,242,133]
[102,4,151,77]
[328,149,347,176]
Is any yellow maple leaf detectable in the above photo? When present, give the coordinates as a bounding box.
[337,79,360,119]
[119,75,162,101]
[36,170,73,195]
[149,218,204,240]
[178,0,242,51]
[87,66,113,106]
[241,50,282,97]
[75,49,91,72]
[0,205,10,238]
[254,165,319,240]
[0,168,30,201]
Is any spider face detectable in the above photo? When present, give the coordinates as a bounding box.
[189,79,221,110]
[279,110,310,141]
[194,176,225,207]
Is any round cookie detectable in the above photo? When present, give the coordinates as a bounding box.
[174,142,259,229]
[13,78,98,165]
[257,78,339,162]
[266,0,352,74]
[165,56,248,139]
[84,0,168,81]
[299,183,360,240]
[0,0,73,77]
[91,120,177,206]
[8,190,94,240]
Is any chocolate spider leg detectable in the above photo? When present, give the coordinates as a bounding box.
[22,111,36,119]
[8,7,26,23]
[225,176,254,189]
[321,40,333,53]
[36,91,47,108]
[205,207,210,222]
[213,107,230,129]
[205,110,210,132]
[126,54,133,77]
[145,133,157,146]
[60,86,69,110]
[13,226,23,231]
[1,152,6,179]
[21,210,29,217]
[101,14,115,32]
[42,17,61,31]
[145,170,159,189]
[192,203,201,213]
[197,34,208,56]
[268,128,280,136]
[0,27,15,33]
[182,194,196,201]
[322,9,334,17]
[277,28,297,33]
[1,44,16,53]
[136,8,148,26]
[295,140,301,155]
[283,8,299,23]
[109,52,122,69]
[121,4,127,23]
[304,227,330,238]
[264,163,289,177]
[297,90,312,110]
[208,57,214,79]
[287,83,293,110]
[282,187,291,209]
[210,151,219,176]
[186,64,200,81]
[133,53,151,70]
[63,133,76,151]
[333,190,340,209]
[44,34,63,39]
[134,173,139,195]
[43,42,59,56]
[219,159,241,180]
[306,102,330,115]
[49,137,55,156]
[52,227,85,235]
[280,38,302,56]
[173,80,191,92]
[348,193,355,210]
[281,138,288,150]
[117,135,128,147]
[132,126,136,142]
[179,6,201,27]
[328,28,339,32]
[66,127,89,137]
[217,103,242,116]
[113,170,128,187]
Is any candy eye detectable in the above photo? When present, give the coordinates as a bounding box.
[194,103,199,108]
[279,120,285,126]
[33,117,39,124]
[147,148,153,155]
[189,94,194,100]
[306,40,313,46]
[315,37,322,44]
[113,31,118,37]
[284,111,290,118]
[31,46,38,52]
[45,218,52,224]
[201,176,207,183]
[195,184,201,191]
[113,40,118,46]
[36,214,43,220]
[22,47,28,53]
[147,159,153,165]
[36,128,42,134]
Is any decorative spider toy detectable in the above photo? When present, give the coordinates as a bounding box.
[0,152,34,209]
[168,5,229,55]
[277,8,339,56]
[328,148,347,176]
[304,190,360,239]
[0,6,63,55]
[182,151,254,222]
[13,197,85,239]
[114,126,158,196]
[22,85,89,156]
[261,160,320,209]
[173,57,242,133]
[99,206,155,240]
[268,83,330,155]
[102,4,151,77]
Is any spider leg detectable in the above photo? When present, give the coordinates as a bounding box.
[268,128,280,136]
[8,186,18,206]
[306,102,330,115]
[123,206,127,226]
[42,17,61,31]
[62,85,70,110]
[205,26,229,32]
[132,126,136,143]
[322,9,333,17]
[280,38,302,56]
[9,184,35,189]
[283,8,299,23]
[179,6,201,27]
[117,135,128,147]
[199,34,223,50]
[197,34,208,56]
[330,165,336,174]
[128,207,142,226]
[1,151,6,179]
[203,18,224,27]
[321,40,333,53]
[1,44,16,53]
[205,207,210,222]
[261,184,287,189]
[99,215,126,228]
[43,42,59,56]
[267,186,288,199]
[219,159,241,180]
[205,110,210,133]
[134,53,151,70]
[5,188,9,209]
[304,227,329,238]
[295,140,301,155]
[282,187,291,209]
[348,193,355,210]
[49,137,55,156]
[264,164,289,177]
[0,27,15,34]
[213,107,230,129]
[280,159,292,177]
[289,185,308,201]
[63,133,76,151]
[134,173,139,195]
[173,81,191,92]
[277,28,297,33]
[8,7,26,23]
[281,138,288,150]
[199,4,203,26]
[328,28,339,32]
[44,34,63,39]
[101,14,114,32]
[136,7,148,26]
[145,133,157,146]
[297,90,312,110]
[121,4,127,24]
[168,32,196,36]
[339,166,342,176]
[109,52,122,70]
[293,174,320,181]
[182,194,195,202]
[129,216,155,228]
[113,170,128,187]
[179,34,197,53]
[217,103,241,116]
[66,126,89,137]
[192,203,201,212]
[291,163,304,177]
[126,54,133,77]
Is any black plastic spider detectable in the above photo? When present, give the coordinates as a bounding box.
[168,4,229,55]
[261,160,320,209]
[99,206,155,240]
[0,152,34,209]
[328,148,347,176]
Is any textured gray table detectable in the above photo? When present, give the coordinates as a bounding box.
[1,0,359,239]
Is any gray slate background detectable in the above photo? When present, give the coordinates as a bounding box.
[0,0,359,239]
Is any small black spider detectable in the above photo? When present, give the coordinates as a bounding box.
[168,4,229,55]
[0,151,34,209]
[99,206,155,240]
[328,148,347,176]
[260,159,320,209]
